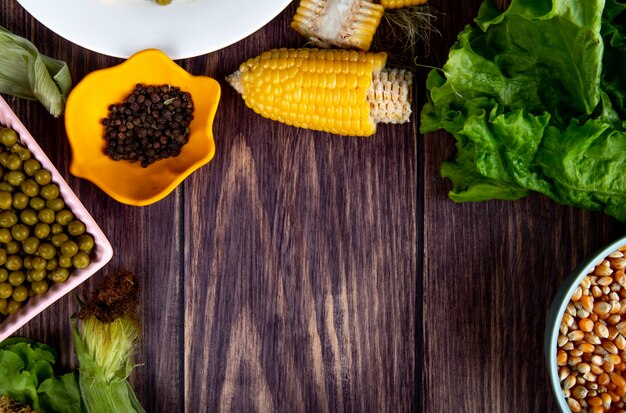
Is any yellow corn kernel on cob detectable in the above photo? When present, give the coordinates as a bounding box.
[226,48,412,137]
[291,0,384,51]
[380,0,427,9]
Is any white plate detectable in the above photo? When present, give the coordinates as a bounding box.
[17,0,293,59]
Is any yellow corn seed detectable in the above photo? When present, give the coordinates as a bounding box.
[564,374,577,390]
[589,406,604,413]
[227,48,412,137]
[569,330,585,341]
[560,366,572,380]
[604,340,620,355]
[596,302,612,316]
[616,335,626,350]
[568,397,582,412]
[601,392,612,407]
[572,286,583,301]
[612,373,626,388]
[578,362,592,374]
[610,327,621,341]
[589,396,603,407]
[596,265,614,277]
[599,373,611,386]
[291,0,384,51]
[581,318,595,332]
[583,295,595,312]
[580,343,596,353]
[588,332,604,345]
[379,0,427,8]
[592,364,605,375]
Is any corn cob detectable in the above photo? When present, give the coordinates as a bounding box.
[226,48,412,137]
[291,0,384,51]
[380,0,427,9]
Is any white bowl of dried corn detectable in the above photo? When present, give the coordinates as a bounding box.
[546,236,626,413]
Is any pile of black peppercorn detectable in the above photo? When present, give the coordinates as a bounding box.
[102,84,194,167]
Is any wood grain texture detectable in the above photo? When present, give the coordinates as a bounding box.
[422,1,626,412]
[1,1,417,412]
[183,3,417,412]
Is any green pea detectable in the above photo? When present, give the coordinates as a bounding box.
[0,211,17,227]
[51,233,68,247]
[12,285,28,302]
[21,179,39,197]
[8,271,24,286]
[72,251,90,269]
[0,182,14,193]
[5,255,22,271]
[5,241,19,255]
[0,128,18,147]
[12,192,28,210]
[0,153,8,168]
[0,268,7,282]
[38,208,55,224]
[5,153,22,171]
[11,144,31,161]
[23,256,32,270]
[20,209,38,226]
[0,229,11,243]
[37,243,56,260]
[77,234,95,253]
[31,256,46,270]
[22,237,40,255]
[5,171,25,187]
[6,299,21,314]
[29,197,45,210]
[23,159,41,176]
[61,240,78,257]
[0,299,6,313]
[34,223,50,239]
[0,249,5,266]
[49,268,69,283]
[45,258,57,271]
[34,169,51,186]
[10,224,28,242]
[40,184,59,200]
[50,223,63,235]
[58,255,72,269]
[0,191,11,210]
[46,198,64,211]
[31,280,48,295]
[29,268,46,282]
[67,220,86,236]
[55,210,73,226]
[0,282,11,299]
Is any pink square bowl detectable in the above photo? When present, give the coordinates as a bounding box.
[0,96,113,341]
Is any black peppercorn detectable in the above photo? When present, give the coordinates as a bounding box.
[101,84,194,167]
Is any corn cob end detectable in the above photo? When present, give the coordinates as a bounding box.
[226,70,244,94]
[368,69,413,124]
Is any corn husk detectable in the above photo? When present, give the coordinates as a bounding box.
[0,26,71,117]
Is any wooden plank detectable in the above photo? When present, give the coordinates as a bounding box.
[0,4,183,412]
[183,3,417,412]
[422,1,626,411]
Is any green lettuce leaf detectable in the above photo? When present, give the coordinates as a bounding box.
[0,338,83,413]
[421,0,626,221]
[0,26,72,117]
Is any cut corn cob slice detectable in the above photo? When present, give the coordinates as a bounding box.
[291,0,384,51]
[226,48,412,137]
[380,0,427,9]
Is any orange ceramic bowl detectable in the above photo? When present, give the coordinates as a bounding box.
[65,49,220,206]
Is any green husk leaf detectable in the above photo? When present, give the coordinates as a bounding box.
[0,26,72,117]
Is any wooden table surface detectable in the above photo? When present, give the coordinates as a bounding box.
[2,1,625,412]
